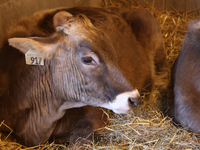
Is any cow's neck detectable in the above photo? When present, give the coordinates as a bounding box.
[7,63,72,145]
[0,57,88,145]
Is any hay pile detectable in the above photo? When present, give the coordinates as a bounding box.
[1,0,200,149]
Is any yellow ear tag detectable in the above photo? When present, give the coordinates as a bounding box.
[25,50,44,65]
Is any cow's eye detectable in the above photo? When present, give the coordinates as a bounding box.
[82,57,94,65]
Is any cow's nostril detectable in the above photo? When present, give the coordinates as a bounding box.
[128,97,137,106]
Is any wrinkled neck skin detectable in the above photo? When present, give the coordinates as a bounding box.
[2,58,87,146]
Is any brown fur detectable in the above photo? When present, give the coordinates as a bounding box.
[168,18,200,133]
[0,7,166,146]
[50,106,107,144]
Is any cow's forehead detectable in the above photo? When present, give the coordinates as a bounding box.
[76,35,116,61]
[62,14,115,52]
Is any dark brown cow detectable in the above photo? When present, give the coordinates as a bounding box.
[0,7,166,146]
[168,19,200,133]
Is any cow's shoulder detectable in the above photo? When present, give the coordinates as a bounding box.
[5,9,59,41]
[123,8,160,39]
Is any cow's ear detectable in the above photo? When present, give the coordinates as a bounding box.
[53,11,73,31]
[8,37,56,58]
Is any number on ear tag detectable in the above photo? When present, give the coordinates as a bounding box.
[25,50,44,65]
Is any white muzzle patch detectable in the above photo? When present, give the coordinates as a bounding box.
[102,89,140,114]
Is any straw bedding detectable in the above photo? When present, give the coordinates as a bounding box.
[1,0,200,149]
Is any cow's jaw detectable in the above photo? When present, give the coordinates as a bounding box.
[102,89,141,114]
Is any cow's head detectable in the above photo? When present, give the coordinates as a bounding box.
[8,11,141,114]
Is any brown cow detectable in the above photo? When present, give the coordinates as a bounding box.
[0,7,166,146]
[168,19,200,133]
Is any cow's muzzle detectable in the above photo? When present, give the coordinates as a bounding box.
[108,89,142,114]
[128,96,142,107]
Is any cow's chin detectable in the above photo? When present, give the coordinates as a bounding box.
[100,100,133,114]
[100,103,131,114]
[112,108,132,114]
